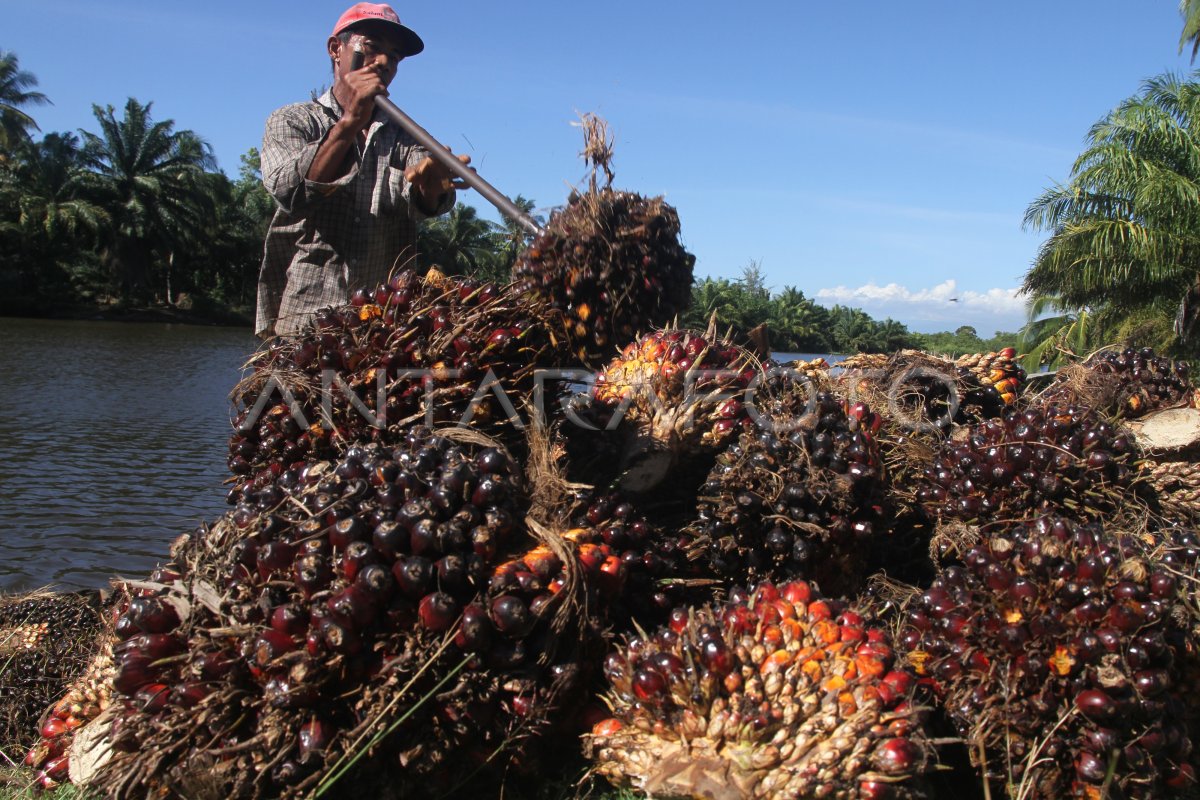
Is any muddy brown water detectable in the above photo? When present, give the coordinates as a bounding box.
[0,317,257,591]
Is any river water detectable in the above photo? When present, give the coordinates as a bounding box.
[0,320,846,592]
[0,317,258,591]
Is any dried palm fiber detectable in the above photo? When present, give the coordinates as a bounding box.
[901,515,1200,799]
[0,589,105,756]
[688,381,888,597]
[913,399,1144,530]
[511,115,695,366]
[562,320,767,497]
[1035,346,1193,420]
[1145,460,1200,522]
[226,267,581,506]
[588,579,936,800]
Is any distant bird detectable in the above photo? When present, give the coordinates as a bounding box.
[948,297,959,302]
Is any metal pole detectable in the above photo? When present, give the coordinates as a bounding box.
[372,95,543,236]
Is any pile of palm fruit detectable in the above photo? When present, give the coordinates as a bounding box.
[17,124,1200,799]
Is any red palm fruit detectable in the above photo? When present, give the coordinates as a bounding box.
[42,755,69,781]
[298,718,332,761]
[253,629,298,669]
[319,617,361,655]
[119,633,185,661]
[294,552,333,597]
[393,556,434,598]
[126,596,181,634]
[171,682,211,708]
[271,604,309,638]
[355,563,395,601]
[341,540,377,581]
[329,517,366,549]
[39,717,67,739]
[455,603,493,652]
[328,586,377,630]
[113,651,159,695]
[257,541,298,580]
[490,595,533,638]
[418,592,460,632]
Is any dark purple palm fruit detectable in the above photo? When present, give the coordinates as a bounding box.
[913,401,1141,528]
[564,326,764,495]
[1045,346,1193,419]
[902,516,1200,799]
[226,267,577,504]
[511,117,694,366]
[690,388,886,596]
[588,579,933,799]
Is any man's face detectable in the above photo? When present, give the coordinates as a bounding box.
[335,24,406,85]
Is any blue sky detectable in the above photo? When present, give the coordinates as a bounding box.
[3,1,1195,334]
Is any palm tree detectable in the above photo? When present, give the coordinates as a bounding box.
[1022,72,1200,347]
[1182,0,1200,61]
[0,133,108,297]
[76,98,216,301]
[682,276,745,330]
[418,203,502,278]
[0,51,49,157]
[1017,294,1099,370]
[493,194,542,280]
[767,286,831,352]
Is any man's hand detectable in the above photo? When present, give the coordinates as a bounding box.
[335,59,389,133]
[406,150,472,205]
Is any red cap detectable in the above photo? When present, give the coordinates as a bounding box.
[332,3,424,57]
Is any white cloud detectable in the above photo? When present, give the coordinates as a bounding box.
[815,280,1028,332]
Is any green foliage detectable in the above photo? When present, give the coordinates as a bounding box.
[418,196,543,284]
[1182,0,1200,61]
[678,267,926,355]
[1022,71,1200,355]
[0,51,48,157]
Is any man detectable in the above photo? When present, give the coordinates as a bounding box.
[255,3,469,337]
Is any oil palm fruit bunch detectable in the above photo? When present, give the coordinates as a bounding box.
[25,634,116,790]
[901,516,1200,798]
[227,268,573,504]
[565,326,763,494]
[511,116,695,366]
[1045,347,1193,419]
[837,351,1016,439]
[91,427,560,798]
[511,191,695,365]
[690,390,886,596]
[955,347,1025,408]
[588,579,934,799]
[0,591,107,786]
[913,402,1139,527]
[550,489,710,626]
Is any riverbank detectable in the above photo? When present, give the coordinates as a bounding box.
[0,298,253,329]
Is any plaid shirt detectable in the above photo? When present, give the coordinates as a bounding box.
[255,89,454,337]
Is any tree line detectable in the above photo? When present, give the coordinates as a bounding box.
[12,1,1200,366]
